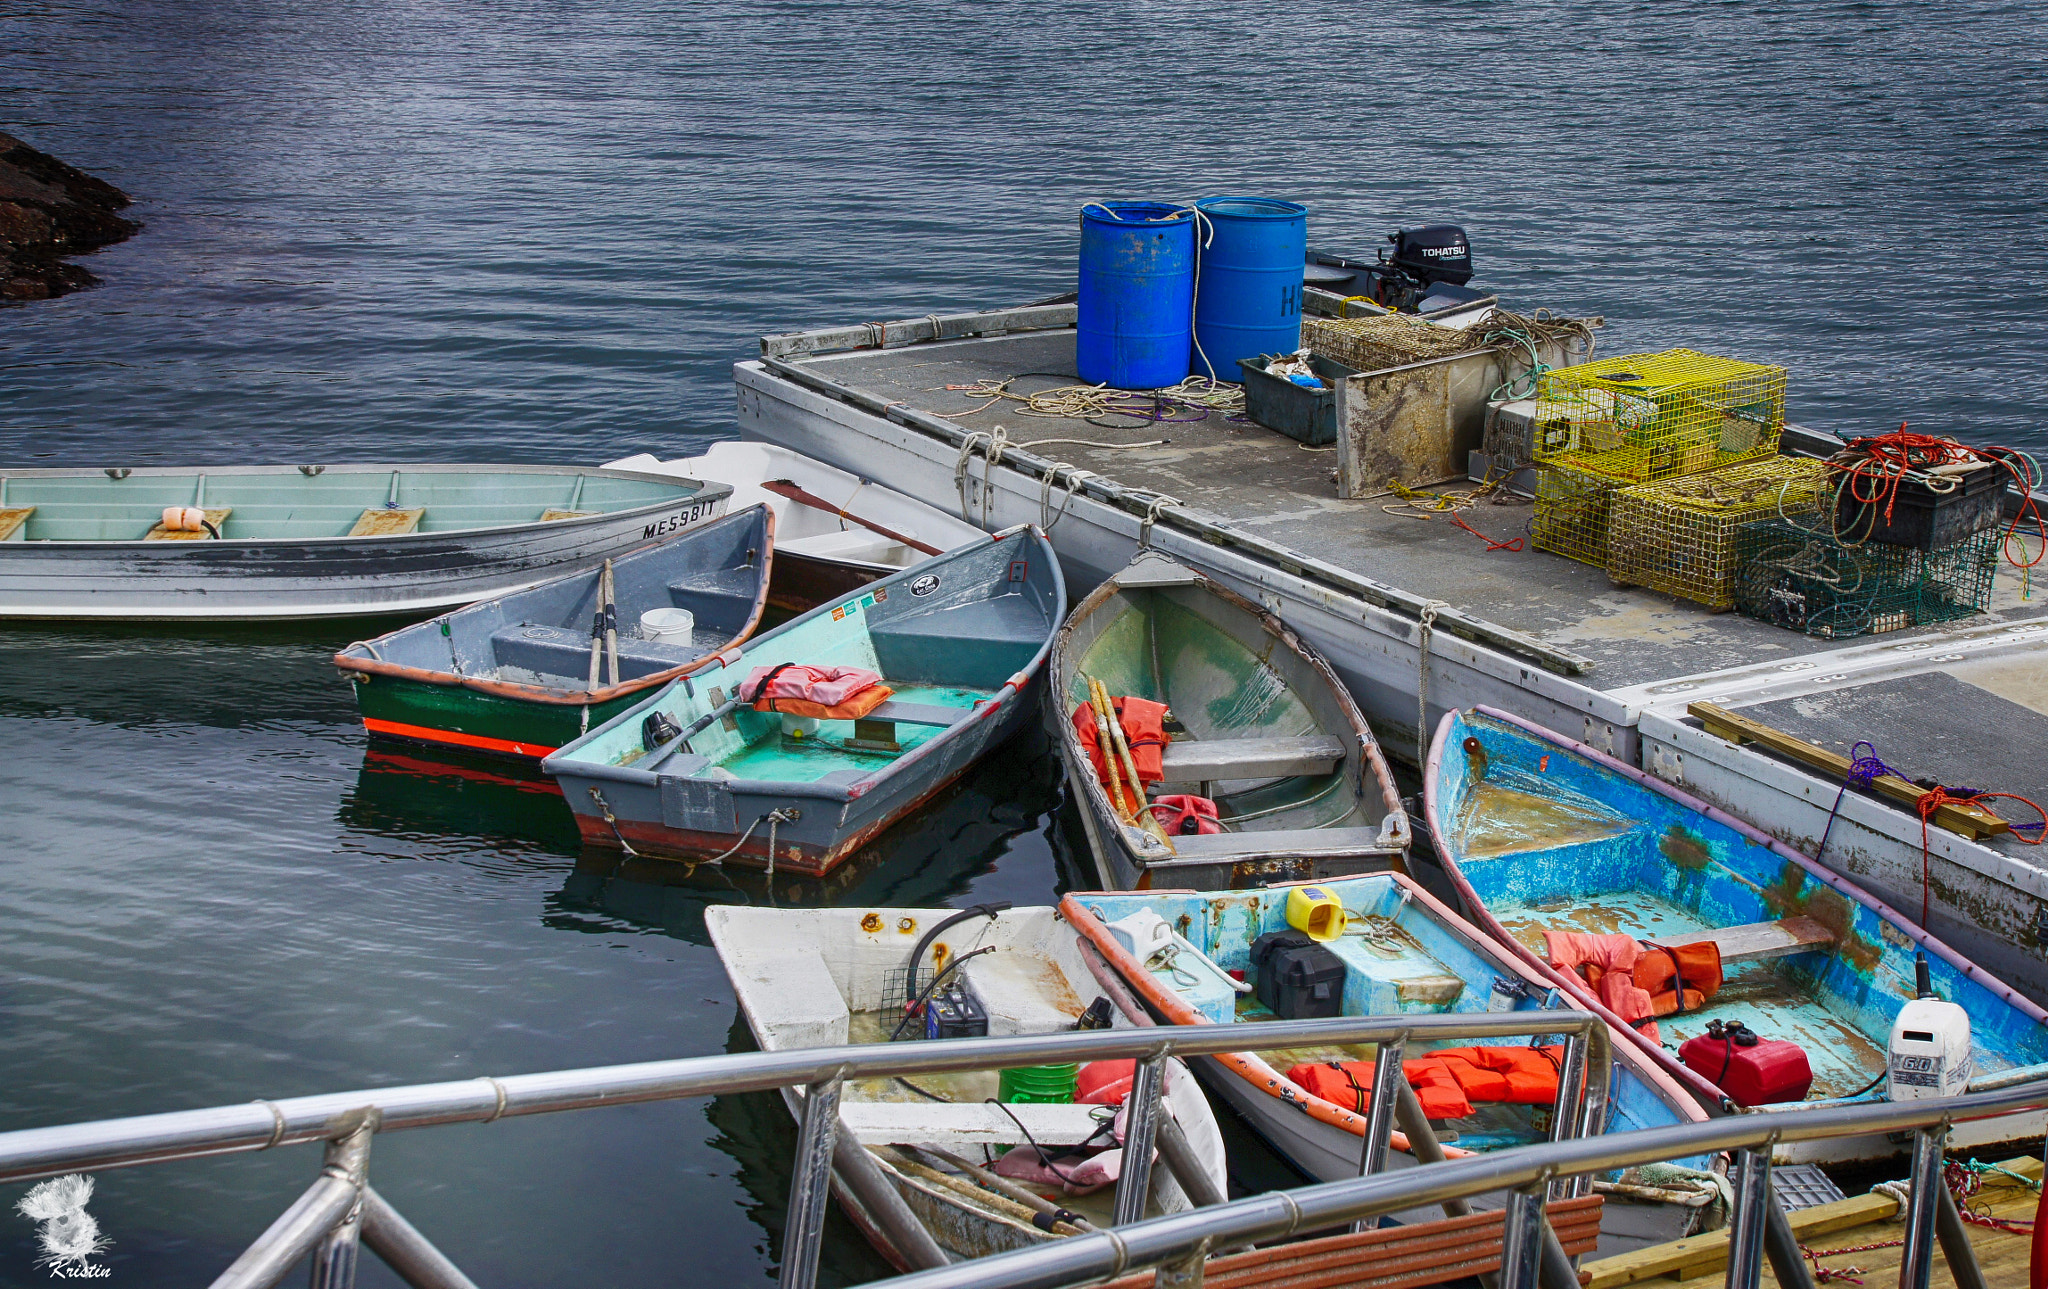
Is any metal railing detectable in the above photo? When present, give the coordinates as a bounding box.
[0,1011,1608,1289]
[863,1079,2048,1289]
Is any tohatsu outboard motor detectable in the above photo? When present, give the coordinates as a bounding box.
[1366,225,1487,313]
[1887,956,1972,1101]
[1386,225,1474,287]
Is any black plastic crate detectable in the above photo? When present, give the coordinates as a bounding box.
[1239,353,1358,447]
[1831,461,2004,550]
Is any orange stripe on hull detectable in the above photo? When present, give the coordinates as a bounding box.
[362,717,558,760]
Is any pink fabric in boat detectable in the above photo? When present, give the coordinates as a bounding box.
[738,664,882,708]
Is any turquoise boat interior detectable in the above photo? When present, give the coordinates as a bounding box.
[560,530,1061,789]
[0,465,703,541]
[1071,875,1697,1157]
[1437,708,2048,1104]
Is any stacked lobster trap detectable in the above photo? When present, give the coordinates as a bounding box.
[1531,349,1790,574]
[1731,520,2001,639]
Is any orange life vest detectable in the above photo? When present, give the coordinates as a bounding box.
[1072,696,1171,814]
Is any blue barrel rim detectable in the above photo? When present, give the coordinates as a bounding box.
[1195,196,1307,220]
[1082,200,1193,225]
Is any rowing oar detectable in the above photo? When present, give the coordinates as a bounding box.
[759,479,943,555]
[1085,674,1175,854]
[601,559,620,690]
[582,566,606,733]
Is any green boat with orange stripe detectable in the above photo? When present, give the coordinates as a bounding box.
[336,505,774,760]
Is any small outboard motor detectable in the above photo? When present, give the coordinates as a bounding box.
[1385,225,1474,286]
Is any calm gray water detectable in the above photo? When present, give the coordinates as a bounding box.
[2,1,2045,1284]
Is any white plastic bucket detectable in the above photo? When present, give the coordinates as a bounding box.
[640,607,695,643]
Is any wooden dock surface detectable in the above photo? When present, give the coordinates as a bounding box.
[1582,1156,2042,1288]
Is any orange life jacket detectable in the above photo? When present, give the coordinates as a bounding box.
[1285,1059,1473,1121]
[1073,696,1171,814]
[1427,1046,1566,1105]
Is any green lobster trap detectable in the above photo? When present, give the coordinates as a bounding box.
[1532,460,1626,569]
[1606,457,1830,609]
[1732,520,1999,639]
[1532,349,1786,483]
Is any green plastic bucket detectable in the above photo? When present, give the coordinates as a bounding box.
[998,1063,1079,1104]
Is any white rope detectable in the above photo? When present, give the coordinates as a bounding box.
[1135,492,1182,549]
[1040,465,1096,532]
[697,805,801,870]
[954,427,1010,528]
[1417,600,1451,759]
[1018,437,1167,451]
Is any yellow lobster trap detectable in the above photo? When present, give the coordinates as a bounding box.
[1606,457,1830,609]
[1532,460,1626,569]
[1532,349,1786,483]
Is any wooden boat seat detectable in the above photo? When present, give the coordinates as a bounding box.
[347,506,424,537]
[489,623,704,682]
[666,569,760,618]
[869,592,1045,690]
[842,1101,1107,1151]
[144,507,232,540]
[1161,735,1346,781]
[864,700,969,728]
[1646,915,1836,965]
[539,508,596,522]
[1098,1195,1602,1289]
[0,506,32,541]
[1165,825,1392,858]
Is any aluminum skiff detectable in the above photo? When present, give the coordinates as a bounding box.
[1425,705,2048,1164]
[543,524,1064,875]
[606,441,985,615]
[0,463,730,620]
[1048,552,1407,891]
[705,904,1228,1268]
[334,505,774,760]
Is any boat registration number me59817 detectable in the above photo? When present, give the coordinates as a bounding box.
[642,502,713,539]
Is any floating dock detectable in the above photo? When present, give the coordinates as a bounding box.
[735,299,2048,999]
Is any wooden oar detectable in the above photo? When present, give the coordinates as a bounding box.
[582,567,606,732]
[1087,674,1175,853]
[601,559,619,689]
[759,479,943,555]
[1083,677,1132,822]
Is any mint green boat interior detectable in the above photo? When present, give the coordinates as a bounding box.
[0,465,701,541]
[555,528,1061,796]
[1053,564,1401,844]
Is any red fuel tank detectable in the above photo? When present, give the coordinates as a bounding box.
[1679,1023,1813,1106]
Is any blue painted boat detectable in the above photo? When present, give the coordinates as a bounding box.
[543,524,1064,877]
[1062,874,1719,1254]
[1426,706,2048,1163]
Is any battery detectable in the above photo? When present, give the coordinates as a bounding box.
[924,979,988,1040]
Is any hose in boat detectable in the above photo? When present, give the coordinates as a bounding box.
[901,901,1010,992]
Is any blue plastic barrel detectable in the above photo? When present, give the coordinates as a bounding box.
[1076,202,1195,390]
[1192,197,1308,381]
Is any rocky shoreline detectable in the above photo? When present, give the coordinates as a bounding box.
[0,133,139,301]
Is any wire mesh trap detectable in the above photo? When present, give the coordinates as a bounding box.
[1606,457,1830,609]
[1532,349,1786,484]
[1532,461,1627,568]
[1732,519,1999,639]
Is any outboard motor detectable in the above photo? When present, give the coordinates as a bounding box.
[1364,225,1486,312]
[1386,225,1474,286]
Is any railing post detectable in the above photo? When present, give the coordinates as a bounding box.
[1152,1235,1210,1288]
[1113,1050,1170,1228]
[1724,1145,1772,1289]
[1500,1183,1548,1289]
[1897,1123,1945,1289]
[1548,1031,1589,1199]
[1358,1035,1406,1177]
[360,1187,482,1289]
[308,1115,376,1289]
[779,1073,845,1289]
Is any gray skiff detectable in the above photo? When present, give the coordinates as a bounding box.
[0,463,731,620]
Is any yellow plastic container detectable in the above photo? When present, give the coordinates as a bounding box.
[1285,885,1346,942]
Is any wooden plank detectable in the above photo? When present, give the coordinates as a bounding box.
[347,506,424,537]
[1161,735,1347,781]
[1596,1158,2045,1287]
[1167,825,1390,859]
[1583,1192,1898,1288]
[539,508,596,522]
[1689,702,2010,841]
[143,506,232,540]
[0,505,32,541]
[865,700,968,728]
[1646,915,1836,965]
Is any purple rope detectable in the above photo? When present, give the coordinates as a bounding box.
[1817,743,2044,863]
